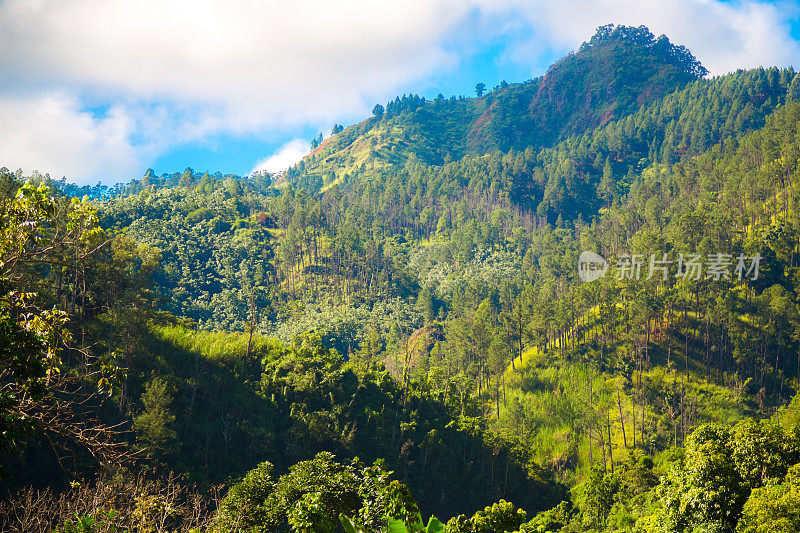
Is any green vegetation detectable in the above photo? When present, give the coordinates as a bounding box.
[3,23,800,533]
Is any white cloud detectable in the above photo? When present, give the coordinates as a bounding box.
[0,0,472,130]
[251,139,310,175]
[0,0,798,183]
[0,0,482,182]
[0,92,143,183]
[495,0,800,76]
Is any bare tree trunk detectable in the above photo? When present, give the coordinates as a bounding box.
[607,413,614,473]
[617,386,627,448]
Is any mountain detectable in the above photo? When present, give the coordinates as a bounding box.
[286,25,794,225]
[468,24,707,153]
[5,23,800,533]
[287,24,707,190]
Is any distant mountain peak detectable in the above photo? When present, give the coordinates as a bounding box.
[287,24,708,189]
[466,23,708,152]
[580,24,707,78]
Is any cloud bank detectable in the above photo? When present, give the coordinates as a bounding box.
[251,139,311,175]
[0,0,798,183]
[0,92,141,181]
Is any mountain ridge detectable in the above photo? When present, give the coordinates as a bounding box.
[286,24,708,191]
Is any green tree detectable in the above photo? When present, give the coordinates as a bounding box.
[653,421,800,532]
[0,182,131,466]
[211,452,417,533]
[211,461,279,532]
[446,500,526,533]
[582,463,618,530]
[133,377,176,454]
[738,464,800,533]
[0,280,47,453]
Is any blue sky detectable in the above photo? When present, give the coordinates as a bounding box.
[1,0,800,185]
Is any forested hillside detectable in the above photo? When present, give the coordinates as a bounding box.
[3,24,800,533]
[289,25,709,187]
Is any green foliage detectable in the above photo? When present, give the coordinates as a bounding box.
[582,463,619,530]
[257,331,565,518]
[651,420,800,532]
[446,499,527,533]
[339,513,444,533]
[212,461,278,532]
[133,377,177,454]
[574,457,658,531]
[9,22,800,533]
[100,176,275,331]
[0,180,121,462]
[731,420,800,488]
[0,280,47,452]
[56,511,121,533]
[212,452,423,533]
[737,464,800,533]
[289,492,338,533]
[519,501,574,532]
[272,298,422,355]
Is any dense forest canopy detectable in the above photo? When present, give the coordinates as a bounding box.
[2,24,800,533]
